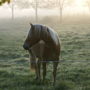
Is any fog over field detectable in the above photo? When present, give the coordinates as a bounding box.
[0,2,90,19]
[0,0,90,90]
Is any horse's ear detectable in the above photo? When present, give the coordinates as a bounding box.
[47,27,50,33]
[29,23,34,30]
[30,23,34,28]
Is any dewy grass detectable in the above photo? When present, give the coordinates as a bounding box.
[0,17,90,90]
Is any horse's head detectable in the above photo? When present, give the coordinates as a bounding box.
[23,23,41,50]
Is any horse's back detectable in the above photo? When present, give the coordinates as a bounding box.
[47,27,60,56]
[47,27,60,46]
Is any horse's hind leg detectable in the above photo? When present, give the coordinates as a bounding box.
[53,60,59,85]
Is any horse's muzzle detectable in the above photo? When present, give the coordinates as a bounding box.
[23,44,29,50]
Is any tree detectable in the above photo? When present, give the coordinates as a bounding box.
[37,0,74,23]
[14,0,56,23]
[85,0,90,12]
[8,0,15,20]
[35,0,57,22]
[0,0,14,20]
[38,0,56,8]
[56,0,74,23]
[32,0,56,23]
[35,0,38,23]
[0,0,10,5]
[0,0,75,22]
[14,0,38,22]
[58,0,65,23]
[14,0,32,9]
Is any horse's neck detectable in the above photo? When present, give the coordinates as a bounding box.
[41,28,56,47]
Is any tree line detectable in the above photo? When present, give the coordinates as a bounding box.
[0,0,90,23]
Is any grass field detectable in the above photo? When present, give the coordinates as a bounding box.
[0,17,90,90]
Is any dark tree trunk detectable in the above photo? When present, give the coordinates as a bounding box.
[59,7,63,23]
[35,0,38,23]
[11,1,14,20]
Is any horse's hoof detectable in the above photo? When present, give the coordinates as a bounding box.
[35,77,41,82]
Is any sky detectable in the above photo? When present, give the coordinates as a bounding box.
[74,0,85,6]
[0,0,89,18]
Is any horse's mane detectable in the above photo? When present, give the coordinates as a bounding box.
[33,24,59,45]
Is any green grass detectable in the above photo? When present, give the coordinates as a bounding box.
[0,17,90,90]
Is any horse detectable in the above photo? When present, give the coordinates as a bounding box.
[23,23,60,85]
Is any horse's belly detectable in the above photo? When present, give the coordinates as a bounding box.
[43,48,59,60]
[30,41,60,60]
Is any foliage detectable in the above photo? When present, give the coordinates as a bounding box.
[2,0,75,9]
[14,0,56,9]
[14,0,33,9]
[0,0,11,5]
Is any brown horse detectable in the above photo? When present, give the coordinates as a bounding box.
[23,23,60,85]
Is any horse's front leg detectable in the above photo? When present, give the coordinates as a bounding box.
[36,59,41,81]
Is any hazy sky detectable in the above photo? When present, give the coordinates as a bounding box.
[74,0,85,6]
[0,0,89,18]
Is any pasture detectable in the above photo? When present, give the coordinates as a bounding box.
[0,17,90,90]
